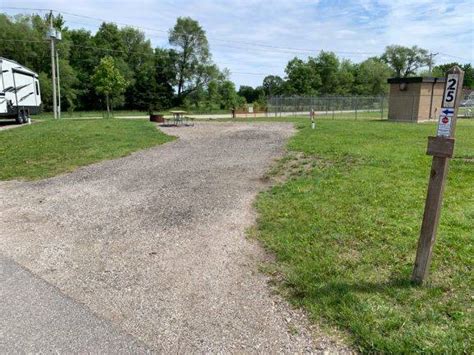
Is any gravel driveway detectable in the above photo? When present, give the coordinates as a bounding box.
[0,122,348,353]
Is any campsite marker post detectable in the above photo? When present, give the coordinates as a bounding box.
[412,66,464,284]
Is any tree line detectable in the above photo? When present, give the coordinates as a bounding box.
[1,13,472,113]
[0,13,244,113]
[240,47,473,105]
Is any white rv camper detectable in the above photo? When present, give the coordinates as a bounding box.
[0,57,42,124]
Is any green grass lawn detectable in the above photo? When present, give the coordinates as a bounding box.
[254,118,473,352]
[36,107,233,119]
[0,119,174,180]
[36,110,148,119]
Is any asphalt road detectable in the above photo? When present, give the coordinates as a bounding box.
[0,122,349,352]
[0,255,149,353]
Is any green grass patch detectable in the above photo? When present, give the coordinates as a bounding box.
[255,118,474,352]
[217,110,387,122]
[36,107,232,120]
[0,119,174,180]
[36,110,148,119]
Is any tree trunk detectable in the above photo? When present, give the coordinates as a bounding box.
[106,94,110,118]
[178,76,184,96]
[177,42,189,96]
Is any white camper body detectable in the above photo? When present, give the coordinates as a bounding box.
[0,57,42,124]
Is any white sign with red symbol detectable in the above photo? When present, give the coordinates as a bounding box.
[437,108,454,137]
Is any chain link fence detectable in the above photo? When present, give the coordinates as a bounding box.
[267,95,387,120]
[267,93,474,120]
[460,90,474,118]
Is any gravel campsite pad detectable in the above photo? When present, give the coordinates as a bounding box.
[0,122,349,352]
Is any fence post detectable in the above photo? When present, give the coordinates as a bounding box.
[381,95,384,120]
[332,97,335,119]
[355,97,358,119]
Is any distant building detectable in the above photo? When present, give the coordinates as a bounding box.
[387,77,445,122]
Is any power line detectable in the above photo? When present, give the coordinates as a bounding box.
[438,52,472,62]
[0,6,50,12]
[59,10,381,55]
[0,38,147,57]
[2,6,381,56]
[0,38,276,77]
[2,7,472,65]
[53,8,474,61]
[231,71,273,76]
[0,39,47,44]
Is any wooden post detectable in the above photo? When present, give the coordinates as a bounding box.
[412,66,464,284]
[355,96,358,119]
[380,95,384,120]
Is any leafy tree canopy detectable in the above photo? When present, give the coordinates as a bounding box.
[381,45,430,77]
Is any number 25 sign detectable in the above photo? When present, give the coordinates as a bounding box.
[442,74,460,108]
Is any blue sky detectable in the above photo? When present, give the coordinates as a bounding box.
[2,0,473,87]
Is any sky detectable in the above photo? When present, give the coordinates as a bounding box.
[2,0,473,87]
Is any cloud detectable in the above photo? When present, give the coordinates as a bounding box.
[2,0,473,87]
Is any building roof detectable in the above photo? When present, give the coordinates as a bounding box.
[387,77,446,84]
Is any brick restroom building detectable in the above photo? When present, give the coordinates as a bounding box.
[387,77,445,122]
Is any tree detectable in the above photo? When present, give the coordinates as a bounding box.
[68,29,99,110]
[92,56,128,116]
[354,58,392,95]
[336,59,356,95]
[284,57,321,95]
[381,45,430,77]
[312,51,340,94]
[152,48,176,110]
[218,80,240,109]
[238,86,256,103]
[262,75,284,96]
[120,27,156,110]
[57,58,79,112]
[432,63,474,89]
[169,17,212,101]
[38,72,53,111]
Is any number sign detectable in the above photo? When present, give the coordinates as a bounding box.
[442,74,460,108]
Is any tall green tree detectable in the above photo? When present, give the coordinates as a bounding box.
[354,58,392,95]
[262,75,284,96]
[91,56,128,116]
[120,27,156,110]
[238,86,255,103]
[169,17,213,101]
[312,51,340,94]
[285,58,321,95]
[68,29,99,110]
[381,45,430,77]
[218,80,241,109]
[336,59,356,95]
[153,48,177,110]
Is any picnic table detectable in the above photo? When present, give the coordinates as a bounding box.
[170,110,186,125]
[167,110,194,126]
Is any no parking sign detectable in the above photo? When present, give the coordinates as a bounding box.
[437,108,454,137]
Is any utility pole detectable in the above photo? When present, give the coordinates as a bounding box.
[49,11,57,119]
[56,49,61,119]
[428,52,439,76]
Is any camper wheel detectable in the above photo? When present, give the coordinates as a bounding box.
[15,112,24,125]
[22,109,30,124]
